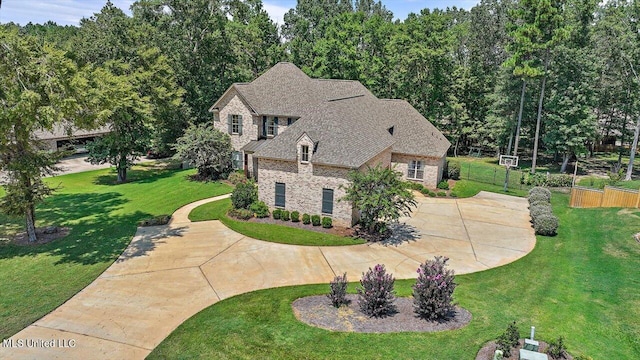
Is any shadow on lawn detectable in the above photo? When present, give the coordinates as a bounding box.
[0,191,156,266]
[92,166,176,186]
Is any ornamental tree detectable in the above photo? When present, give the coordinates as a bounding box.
[341,165,416,236]
[172,123,233,180]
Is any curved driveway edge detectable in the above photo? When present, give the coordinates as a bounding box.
[0,191,535,359]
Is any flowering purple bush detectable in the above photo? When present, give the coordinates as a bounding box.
[413,256,457,320]
[357,264,396,317]
[327,273,349,307]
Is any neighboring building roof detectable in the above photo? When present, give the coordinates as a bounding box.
[33,122,111,141]
[214,62,451,168]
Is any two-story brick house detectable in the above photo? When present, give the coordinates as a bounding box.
[210,62,450,227]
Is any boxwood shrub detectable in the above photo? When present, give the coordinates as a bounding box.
[528,187,551,202]
[249,201,270,218]
[291,211,300,222]
[281,210,290,221]
[302,213,311,225]
[534,213,559,236]
[311,215,321,226]
[437,181,449,190]
[322,217,332,228]
[272,208,282,220]
[530,204,553,222]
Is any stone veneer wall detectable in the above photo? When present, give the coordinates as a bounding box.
[257,158,354,226]
[213,90,257,152]
[360,147,392,170]
[391,153,444,188]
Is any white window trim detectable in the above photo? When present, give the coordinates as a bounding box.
[301,145,310,163]
[266,117,276,137]
[407,160,424,180]
[231,115,242,135]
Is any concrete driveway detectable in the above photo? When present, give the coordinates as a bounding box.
[0,192,535,359]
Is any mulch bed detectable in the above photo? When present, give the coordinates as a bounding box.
[6,226,70,246]
[475,339,574,360]
[248,217,355,237]
[292,294,471,333]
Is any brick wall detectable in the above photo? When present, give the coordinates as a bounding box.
[257,158,355,226]
[391,153,444,188]
[213,90,257,151]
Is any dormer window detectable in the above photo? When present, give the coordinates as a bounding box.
[301,145,310,163]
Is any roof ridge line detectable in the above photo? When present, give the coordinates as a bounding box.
[327,94,365,102]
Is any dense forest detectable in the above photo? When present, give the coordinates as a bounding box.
[2,0,640,176]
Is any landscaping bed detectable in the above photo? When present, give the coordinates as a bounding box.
[293,294,471,333]
[475,339,574,360]
[248,216,355,237]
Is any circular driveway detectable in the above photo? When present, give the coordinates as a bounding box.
[0,192,536,359]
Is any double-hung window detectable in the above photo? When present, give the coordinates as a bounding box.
[275,183,286,208]
[322,188,334,215]
[301,145,310,163]
[229,114,242,135]
[408,160,424,180]
[267,117,278,136]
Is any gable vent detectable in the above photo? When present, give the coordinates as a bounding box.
[388,126,394,135]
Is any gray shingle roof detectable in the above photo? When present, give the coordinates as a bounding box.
[215,62,450,168]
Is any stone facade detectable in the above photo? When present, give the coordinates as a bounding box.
[213,90,257,158]
[257,158,354,227]
[360,147,392,171]
[391,153,444,188]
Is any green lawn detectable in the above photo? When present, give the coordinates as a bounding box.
[0,165,232,339]
[150,191,640,359]
[189,199,365,246]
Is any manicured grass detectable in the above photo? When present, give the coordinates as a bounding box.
[450,157,532,191]
[452,179,528,198]
[189,199,364,246]
[577,176,640,190]
[150,192,640,359]
[0,165,232,339]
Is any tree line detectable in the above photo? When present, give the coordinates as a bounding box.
[1,0,639,241]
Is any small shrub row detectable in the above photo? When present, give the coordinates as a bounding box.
[332,257,456,321]
[522,173,572,187]
[528,187,558,236]
[272,210,332,228]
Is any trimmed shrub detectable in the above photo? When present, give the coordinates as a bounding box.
[437,181,449,190]
[534,213,559,236]
[291,211,300,222]
[272,208,282,220]
[547,336,567,359]
[420,187,430,196]
[357,264,396,317]
[231,180,257,210]
[302,213,311,225]
[228,208,253,220]
[496,321,520,358]
[413,256,457,321]
[327,273,349,308]
[450,192,458,198]
[528,187,552,202]
[437,191,447,197]
[447,161,460,180]
[227,171,247,185]
[281,210,290,221]
[528,192,551,205]
[322,217,333,228]
[429,191,437,197]
[249,201,270,218]
[529,200,551,209]
[311,215,321,226]
[529,204,553,221]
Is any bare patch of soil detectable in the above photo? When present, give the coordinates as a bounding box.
[475,339,574,360]
[292,294,471,333]
[8,226,70,246]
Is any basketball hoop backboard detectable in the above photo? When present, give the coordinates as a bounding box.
[499,155,519,168]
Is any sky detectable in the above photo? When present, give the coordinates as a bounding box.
[0,1,480,27]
